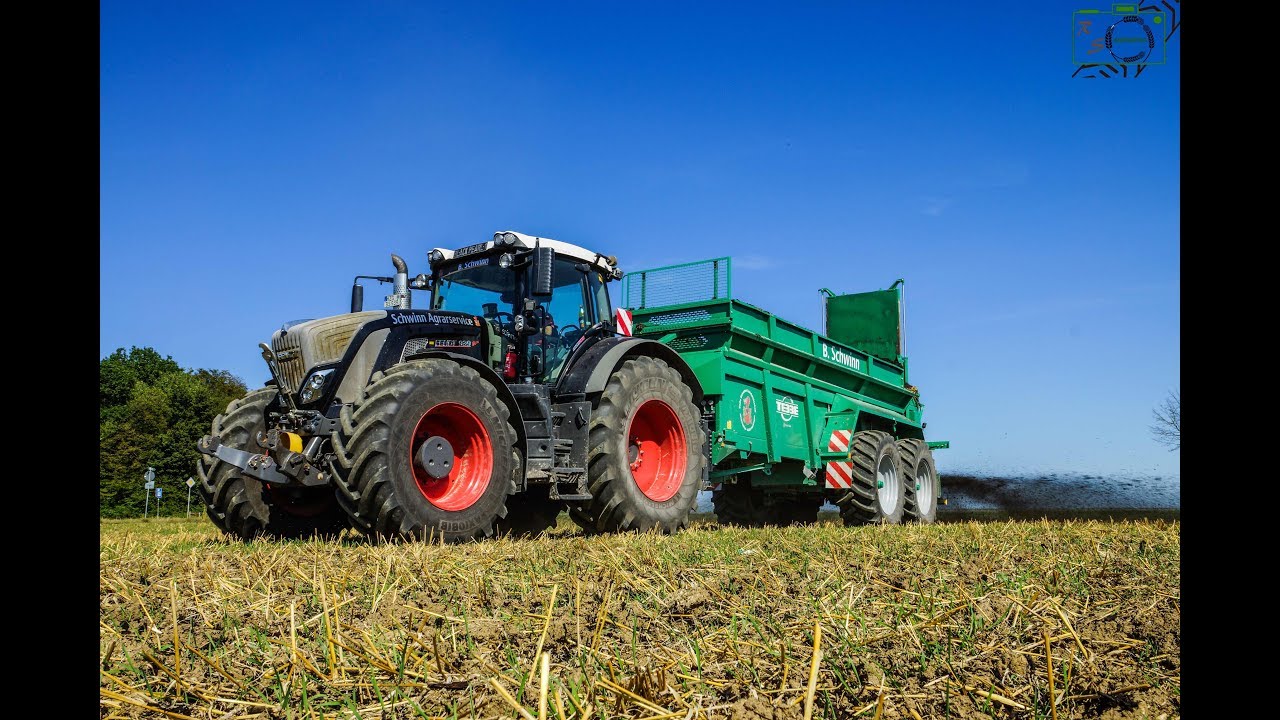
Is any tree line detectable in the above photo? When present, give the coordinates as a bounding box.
[100,347,250,517]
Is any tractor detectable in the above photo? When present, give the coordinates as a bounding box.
[196,231,707,541]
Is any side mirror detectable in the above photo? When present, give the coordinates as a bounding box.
[532,246,554,297]
[350,283,364,313]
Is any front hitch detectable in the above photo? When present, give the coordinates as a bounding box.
[196,434,329,487]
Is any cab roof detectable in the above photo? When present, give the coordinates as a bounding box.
[429,231,619,276]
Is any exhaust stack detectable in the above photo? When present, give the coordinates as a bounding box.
[387,254,411,309]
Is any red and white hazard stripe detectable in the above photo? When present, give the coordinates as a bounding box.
[824,429,854,489]
[616,308,634,336]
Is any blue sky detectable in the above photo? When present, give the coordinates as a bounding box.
[101,1,1180,478]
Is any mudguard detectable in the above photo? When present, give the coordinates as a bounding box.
[557,336,703,404]
[397,350,526,452]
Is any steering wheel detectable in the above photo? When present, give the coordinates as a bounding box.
[558,324,582,346]
[487,312,516,340]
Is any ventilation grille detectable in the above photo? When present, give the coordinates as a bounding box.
[667,335,710,352]
[646,309,713,327]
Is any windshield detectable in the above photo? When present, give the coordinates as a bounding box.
[432,259,517,319]
[430,252,605,382]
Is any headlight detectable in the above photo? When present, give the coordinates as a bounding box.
[298,368,335,403]
[498,253,513,268]
[428,249,444,264]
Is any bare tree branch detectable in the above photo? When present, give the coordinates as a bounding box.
[1150,388,1179,451]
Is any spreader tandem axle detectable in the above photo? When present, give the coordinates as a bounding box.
[196,232,944,541]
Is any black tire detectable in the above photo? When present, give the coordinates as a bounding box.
[569,356,706,534]
[197,388,349,540]
[711,480,768,527]
[498,486,564,538]
[769,496,820,526]
[897,439,938,524]
[834,430,905,526]
[330,359,519,542]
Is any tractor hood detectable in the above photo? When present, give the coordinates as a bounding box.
[269,311,387,393]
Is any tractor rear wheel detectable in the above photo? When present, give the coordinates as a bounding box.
[569,356,705,534]
[834,430,905,526]
[197,387,348,540]
[331,359,519,542]
[711,480,768,527]
[897,439,939,524]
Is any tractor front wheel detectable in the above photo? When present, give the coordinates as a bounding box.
[331,359,519,542]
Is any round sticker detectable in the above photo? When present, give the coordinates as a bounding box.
[738,389,756,432]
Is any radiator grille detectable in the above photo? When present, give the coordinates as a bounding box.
[272,333,306,393]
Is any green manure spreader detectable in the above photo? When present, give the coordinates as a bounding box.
[196,232,945,542]
[621,257,946,528]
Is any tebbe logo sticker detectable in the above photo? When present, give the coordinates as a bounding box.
[775,396,800,427]
[738,389,756,432]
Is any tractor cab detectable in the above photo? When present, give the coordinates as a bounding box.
[427,231,622,384]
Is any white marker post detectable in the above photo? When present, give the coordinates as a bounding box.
[144,467,156,518]
[156,486,163,516]
[186,477,196,518]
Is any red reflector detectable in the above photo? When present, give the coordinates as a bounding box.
[503,350,518,379]
[616,308,634,336]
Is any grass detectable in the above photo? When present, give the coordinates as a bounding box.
[100,515,1180,719]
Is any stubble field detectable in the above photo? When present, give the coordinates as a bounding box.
[99,515,1179,719]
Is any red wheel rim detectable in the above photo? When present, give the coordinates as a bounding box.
[410,403,493,511]
[626,399,687,502]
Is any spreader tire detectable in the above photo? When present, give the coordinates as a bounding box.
[834,430,905,526]
[897,439,939,524]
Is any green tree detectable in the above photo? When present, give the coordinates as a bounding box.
[99,347,250,517]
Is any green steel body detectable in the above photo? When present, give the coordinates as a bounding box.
[622,257,941,491]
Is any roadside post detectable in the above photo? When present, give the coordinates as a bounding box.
[144,467,156,518]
